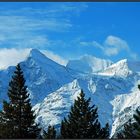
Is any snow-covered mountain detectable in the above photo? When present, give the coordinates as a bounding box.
[33,72,140,137]
[33,79,81,132]
[0,49,140,137]
[0,49,74,106]
[99,59,140,77]
[66,55,113,74]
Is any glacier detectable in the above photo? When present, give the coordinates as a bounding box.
[0,48,140,137]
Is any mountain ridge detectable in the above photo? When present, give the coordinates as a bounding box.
[0,49,140,137]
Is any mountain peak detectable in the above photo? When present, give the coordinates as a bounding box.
[29,49,46,59]
[27,48,59,66]
[99,59,140,77]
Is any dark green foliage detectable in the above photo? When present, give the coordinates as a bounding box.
[116,119,135,139]
[0,64,40,138]
[0,111,7,138]
[116,86,140,139]
[133,108,140,138]
[60,89,110,139]
[43,125,56,139]
[116,108,140,139]
[100,123,110,138]
[116,132,125,139]
[138,84,140,90]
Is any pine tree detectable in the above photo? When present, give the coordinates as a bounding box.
[116,86,140,139]
[138,84,140,90]
[0,64,40,138]
[0,111,6,138]
[132,108,140,138]
[60,89,110,139]
[116,108,140,139]
[100,123,110,138]
[43,125,56,139]
[116,119,135,139]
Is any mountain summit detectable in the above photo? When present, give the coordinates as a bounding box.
[100,59,140,77]
[28,49,61,66]
[29,49,45,58]
[0,49,74,106]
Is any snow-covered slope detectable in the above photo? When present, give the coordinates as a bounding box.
[66,55,113,74]
[33,79,81,132]
[111,82,140,137]
[33,72,140,137]
[0,49,74,106]
[99,59,140,77]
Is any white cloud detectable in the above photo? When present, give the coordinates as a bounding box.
[80,35,138,60]
[0,15,72,35]
[0,48,31,69]
[80,40,105,54]
[1,3,88,17]
[0,3,88,57]
[0,2,88,39]
[53,2,88,15]
[104,35,129,56]
[80,41,103,49]
[104,47,120,56]
[105,35,129,49]
[92,41,104,49]
[0,48,67,69]
[0,3,87,68]
[41,50,68,66]
[0,5,80,49]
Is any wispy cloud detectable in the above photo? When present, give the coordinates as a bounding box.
[80,40,103,49]
[0,15,72,36]
[0,15,71,50]
[0,2,88,33]
[80,35,138,60]
[0,48,31,69]
[104,35,129,56]
[47,2,88,16]
[0,2,88,17]
[41,50,68,66]
[0,3,88,49]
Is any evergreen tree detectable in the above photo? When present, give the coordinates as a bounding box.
[43,125,56,139]
[100,123,110,138]
[116,86,140,139]
[0,64,40,138]
[116,119,135,139]
[138,84,140,90]
[116,109,140,139]
[0,111,6,138]
[60,90,109,139]
[132,108,140,138]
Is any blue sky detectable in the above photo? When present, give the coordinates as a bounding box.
[0,2,140,67]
